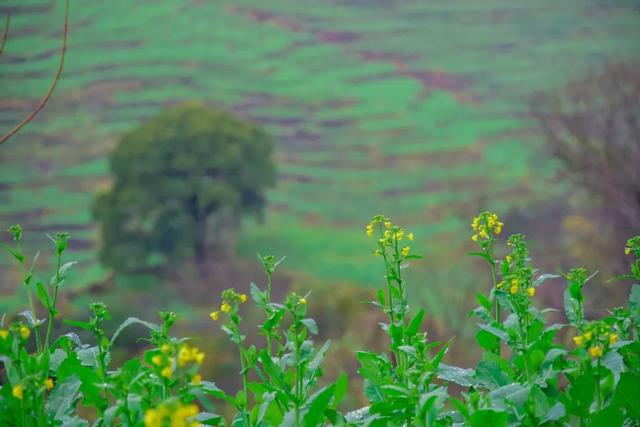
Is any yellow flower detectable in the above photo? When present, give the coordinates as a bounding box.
[366,224,374,236]
[299,297,307,305]
[471,217,480,231]
[487,217,495,228]
[151,355,163,366]
[374,249,382,256]
[494,222,503,235]
[479,229,489,239]
[193,349,205,364]
[44,378,54,390]
[583,331,592,341]
[209,311,219,321]
[12,385,23,400]
[384,221,392,229]
[160,343,171,354]
[395,229,405,240]
[144,409,159,427]
[526,287,535,297]
[589,346,603,358]
[239,294,248,303]
[178,346,191,367]
[573,335,584,347]
[609,333,618,346]
[510,278,519,286]
[510,285,519,294]
[505,255,512,263]
[472,234,478,242]
[625,247,631,255]
[221,302,231,313]
[401,246,410,257]
[161,366,173,379]
[191,374,202,385]
[0,329,8,340]
[407,232,414,241]
[19,326,30,340]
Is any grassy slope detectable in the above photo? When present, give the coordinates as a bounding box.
[1,0,639,331]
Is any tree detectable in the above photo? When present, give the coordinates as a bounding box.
[530,63,640,244]
[93,102,276,273]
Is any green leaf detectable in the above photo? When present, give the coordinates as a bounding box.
[630,284,640,323]
[567,373,596,418]
[110,317,159,345]
[476,329,499,353]
[300,318,318,335]
[587,404,624,427]
[332,373,349,409]
[437,363,477,387]
[476,293,492,311]
[475,360,509,390]
[250,282,266,306]
[46,375,82,421]
[406,309,425,337]
[489,383,530,411]
[35,282,52,310]
[613,373,640,418]
[195,412,224,426]
[57,352,103,407]
[469,409,507,427]
[303,384,335,427]
[476,323,508,342]
[363,379,384,403]
[563,288,579,326]
[539,402,565,424]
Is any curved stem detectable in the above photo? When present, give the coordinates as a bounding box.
[0,13,9,57]
[0,0,70,145]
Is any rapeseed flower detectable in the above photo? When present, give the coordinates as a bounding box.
[12,385,23,400]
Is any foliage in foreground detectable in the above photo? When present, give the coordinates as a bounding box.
[1,213,639,426]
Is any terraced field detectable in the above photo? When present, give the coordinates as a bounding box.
[1,0,639,330]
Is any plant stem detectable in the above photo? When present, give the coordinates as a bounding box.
[487,242,501,356]
[239,346,250,425]
[595,358,601,410]
[44,251,62,350]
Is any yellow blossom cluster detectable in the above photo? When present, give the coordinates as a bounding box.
[572,323,618,359]
[178,345,205,367]
[210,291,248,322]
[144,401,200,427]
[471,212,503,242]
[365,216,415,258]
[12,385,23,400]
[0,329,8,340]
[496,276,535,297]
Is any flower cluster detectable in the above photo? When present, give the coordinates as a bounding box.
[365,215,414,258]
[471,211,503,242]
[572,321,618,358]
[209,289,248,321]
[144,401,200,427]
[624,236,640,256]
[149,342,203,380]
[497,234,535,297]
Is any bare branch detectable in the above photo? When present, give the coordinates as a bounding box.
[0,0,69,145]
[0,13,9,57]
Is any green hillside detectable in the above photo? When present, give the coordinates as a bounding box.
[1,0,639,330]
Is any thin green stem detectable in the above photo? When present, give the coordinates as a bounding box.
[44,251,62,350]
[487,241,501,356]
[239,346,250,425]
[595,358,601,410]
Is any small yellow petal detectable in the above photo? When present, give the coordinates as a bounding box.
[209,311,219,321]
[44,378,54,390]
[20,326,31,340]
[221,302,231,313]
[151,355,163,366]
[407,232,414,241]
[239,294,248,303]
[526,287,535,297]
[589,346,603,358]
[510,285,519,295]
[12,385,23,400]
[0,329,8,340]
[299,297,307,305]
[191,374,202,385]
[609,333,618,346]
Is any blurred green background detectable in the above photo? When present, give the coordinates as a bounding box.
[1,0,639,406]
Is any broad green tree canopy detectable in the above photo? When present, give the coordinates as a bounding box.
[93,102,276,273]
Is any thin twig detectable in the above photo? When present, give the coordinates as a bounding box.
[0,13,9,57]
[0,0,69,145]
